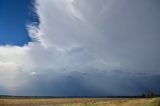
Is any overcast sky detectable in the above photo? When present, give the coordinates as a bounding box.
[0,0,160,96]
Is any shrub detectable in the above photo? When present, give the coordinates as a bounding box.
[142,90,156,98]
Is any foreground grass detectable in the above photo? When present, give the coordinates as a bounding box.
[0,97,159,106]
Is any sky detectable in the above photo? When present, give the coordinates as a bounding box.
[0,0,38,46]
[0,0,160,96]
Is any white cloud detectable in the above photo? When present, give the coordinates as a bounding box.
[30,72,36,76]
[0,0,160,96]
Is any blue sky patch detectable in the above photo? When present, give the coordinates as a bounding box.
[0,0,38,46]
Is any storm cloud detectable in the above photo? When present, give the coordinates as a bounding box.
[0,0,160,96]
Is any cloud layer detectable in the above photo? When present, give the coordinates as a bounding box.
[0,0,160,96]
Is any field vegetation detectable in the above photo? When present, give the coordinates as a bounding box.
[0,97,160,106]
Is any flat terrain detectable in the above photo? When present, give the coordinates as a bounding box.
[0,97,160,106]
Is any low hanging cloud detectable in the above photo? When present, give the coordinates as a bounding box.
[0,0,160,96]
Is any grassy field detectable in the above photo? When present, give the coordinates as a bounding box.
[0,97,159,106]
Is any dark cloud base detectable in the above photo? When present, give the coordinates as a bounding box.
[2,71,159,96]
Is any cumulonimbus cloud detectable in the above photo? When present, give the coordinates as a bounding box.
[0,0,160,96]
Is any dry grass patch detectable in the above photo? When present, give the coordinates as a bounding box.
[0,97,159,106]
